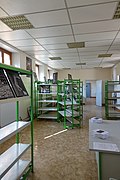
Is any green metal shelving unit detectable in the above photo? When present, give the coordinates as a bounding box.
[34,81,57,120]
[57,79,83,129]
[105,80,120,119]
[0,63,34,179]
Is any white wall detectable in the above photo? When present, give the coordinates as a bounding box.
[58,68,112,104]
[58,68,112,81]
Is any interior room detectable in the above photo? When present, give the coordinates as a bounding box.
[0,1,120,180]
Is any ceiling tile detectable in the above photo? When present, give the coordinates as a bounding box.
[86,40,113,47]
[115,32,120,39]
[100,62,114,68]
[43,44,68,50]
[75,31,117,42]
[73,19,120,35]
[78,46,109,52]
[0,7,8,18]
[0,20,12,32]
[0,30,32,41]
[26,25,72,38]
[36,35,74,45]
[66,0,118,7]
[26,10,70,28]
[69,2,117,24]
[34,54,51,59]
[0,0,65,16]
[17,45,44,51]
[28,50,49,55]
[56,53,78,57]
[7,39,39,47]
[81,58,101,62]
[49,49,78,54]
[79,50,107,55]
[109,45,120,50]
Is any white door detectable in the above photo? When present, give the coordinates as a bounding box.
[96,80,102,106]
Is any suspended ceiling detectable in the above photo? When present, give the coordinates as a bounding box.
[0,0,120,69]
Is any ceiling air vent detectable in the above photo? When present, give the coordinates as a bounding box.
[113,2,120,19]
[49,57,62,60]
[0,15,34,30]
[76,63,86,65]
[67,42,85,48]
[98,54,112,58]
[62,68,71,70]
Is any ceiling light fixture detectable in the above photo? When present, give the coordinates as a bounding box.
[113,2,120,19]
[49,57,62,60]
[76,63,86,65]
[62,68,71,70]
[0,15,34,30]
[98,54,112,58]
[67,42,85,48]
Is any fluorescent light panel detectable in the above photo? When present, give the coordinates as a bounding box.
[0,15,34,30]
[98,54,112,58]
[67,42,85,48]
[113,2,120,19]
[76,63,86,65]
[49,57,62,60]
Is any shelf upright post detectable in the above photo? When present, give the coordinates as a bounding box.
[71,79,74,128]
[78,80,81,127]
[63,80,66,129]
[16,101,19,143]
[30,71,34,172]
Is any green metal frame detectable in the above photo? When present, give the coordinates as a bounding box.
[57,79,83,129]
[98,152,102,180]
[0,63,34,177]
[105,80,120,119]
[35,81,57,119]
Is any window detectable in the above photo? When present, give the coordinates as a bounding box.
[35,64,39,80]
[0,51,2,63]
[0,47,12,65]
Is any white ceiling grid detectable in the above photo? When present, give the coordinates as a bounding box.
[0,0,120,69]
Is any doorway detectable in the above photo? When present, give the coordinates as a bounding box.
[86,83,91,98]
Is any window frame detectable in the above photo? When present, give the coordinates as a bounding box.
[0,47,12,65]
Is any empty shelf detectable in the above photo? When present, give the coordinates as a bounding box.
[38,107,57,111]
[2,160,31,180]
[37,92,57,95]
[58,101,78,105]
[37,113,57,119]
[66,109,79,116]
[0,122,30,144]
[0,143,31,179]
[66,117,80,125]
[38,100,57,103]
[58,111,71,117]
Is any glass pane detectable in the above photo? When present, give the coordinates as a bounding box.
[0,51,2,63]
[4,53,10,65]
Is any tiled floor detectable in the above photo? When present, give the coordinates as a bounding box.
[1,98,105,180]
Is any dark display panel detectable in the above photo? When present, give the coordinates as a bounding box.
[5,70,29,97]
[0,69,14,99]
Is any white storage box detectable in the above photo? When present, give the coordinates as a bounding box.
[90,117,103,124]
[93,129,109,139]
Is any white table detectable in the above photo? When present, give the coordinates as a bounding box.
[89,120,120,180]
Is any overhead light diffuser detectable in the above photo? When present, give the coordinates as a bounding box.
[0,15,34,30]
[49,57,62,60]
[113,2,120,19]
[76,63,86,65]
[98,54,112,58]
[67,42,85,48]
